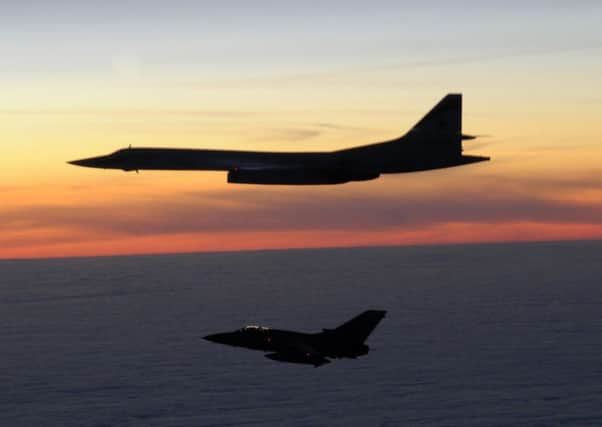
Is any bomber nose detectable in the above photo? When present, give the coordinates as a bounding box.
[68,156,103,168]
[68,159,89,167]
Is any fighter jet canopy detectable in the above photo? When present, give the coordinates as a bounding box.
[241,325,270,333]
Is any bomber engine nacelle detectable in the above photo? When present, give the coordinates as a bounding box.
[227,168,379,185]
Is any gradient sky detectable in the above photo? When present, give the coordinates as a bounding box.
[1,1,601,259]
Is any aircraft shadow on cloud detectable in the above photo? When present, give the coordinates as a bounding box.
[69,94,488,185]
[204,310,386,367]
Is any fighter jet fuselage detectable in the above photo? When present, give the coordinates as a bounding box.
[204,310,386,367]
[69,94,489,185]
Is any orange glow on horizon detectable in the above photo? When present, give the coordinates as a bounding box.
[2,223,600,260]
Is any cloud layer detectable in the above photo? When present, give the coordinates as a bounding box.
[2,170,601,256]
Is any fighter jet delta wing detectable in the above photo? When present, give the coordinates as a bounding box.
[69,94,488,185]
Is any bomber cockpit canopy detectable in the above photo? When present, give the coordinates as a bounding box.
[110,147,131,157]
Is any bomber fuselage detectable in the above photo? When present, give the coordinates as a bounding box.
[68,94,490,184]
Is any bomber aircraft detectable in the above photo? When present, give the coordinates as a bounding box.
[204,310,386,367]
[68,94,488,184]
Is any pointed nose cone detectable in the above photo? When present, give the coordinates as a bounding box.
[203,332,233,345]
[68,156,103,168]
[67,157,99,168]
[68,158,92,167]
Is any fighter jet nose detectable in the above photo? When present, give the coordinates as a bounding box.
[203,333,231,344]
[203,333,221,343]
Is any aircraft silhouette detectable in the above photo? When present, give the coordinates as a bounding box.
[204,310,386,367]
[69,94,488,184]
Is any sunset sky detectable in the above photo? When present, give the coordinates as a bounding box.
[1,1,601,259]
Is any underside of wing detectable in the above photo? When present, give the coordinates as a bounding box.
[264,351,330,367]
[263,340,330,367]
[228,168,379,185]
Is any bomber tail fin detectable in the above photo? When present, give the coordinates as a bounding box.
[411,93,462,135]
[328,310,386,344]
[407,93,462,154]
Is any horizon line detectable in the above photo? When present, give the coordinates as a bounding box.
[1,237,600,263]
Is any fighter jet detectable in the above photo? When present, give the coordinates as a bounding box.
[203,310,386,367]
[69,94,488,185]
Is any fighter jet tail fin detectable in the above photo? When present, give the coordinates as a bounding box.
[330,310,386,344]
